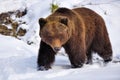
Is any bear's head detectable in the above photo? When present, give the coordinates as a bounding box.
[39,16,70,52]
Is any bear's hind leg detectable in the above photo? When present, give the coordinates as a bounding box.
[99,44,112,63]
[95,42,113,63]
[37,41,56,71]
[94,17,113,63]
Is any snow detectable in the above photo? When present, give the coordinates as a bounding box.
[0,0,25,13]
[0,0,120,80]
[0,35,120,80]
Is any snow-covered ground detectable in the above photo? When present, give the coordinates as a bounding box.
[0,35,120,80]
[0,0,120,80]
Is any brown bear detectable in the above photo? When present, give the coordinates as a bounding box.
[37,7,113,71]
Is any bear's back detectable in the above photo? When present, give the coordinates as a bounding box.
[73,8,93,21]
[73,7,104,24]
[73,8,97,17]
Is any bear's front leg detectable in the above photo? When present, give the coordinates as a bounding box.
[68,51,87,68]
[86,50,92,64]
[37,41,56,71]
[64,45,87,68]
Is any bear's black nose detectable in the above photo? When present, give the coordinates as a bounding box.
[54,47,61,52]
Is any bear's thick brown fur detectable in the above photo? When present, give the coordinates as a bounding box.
[37,7,112,70]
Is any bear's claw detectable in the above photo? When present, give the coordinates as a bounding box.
[37,66,49,71]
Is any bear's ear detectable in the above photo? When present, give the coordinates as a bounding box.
[39,18,47,29]
[60,18,68,26]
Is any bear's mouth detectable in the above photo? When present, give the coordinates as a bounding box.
[53,47,61,52]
